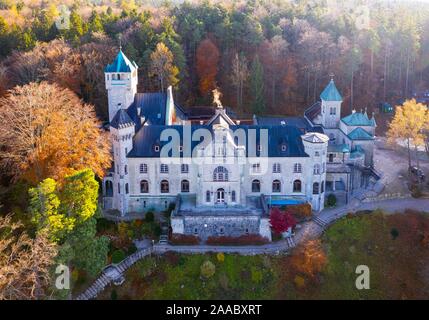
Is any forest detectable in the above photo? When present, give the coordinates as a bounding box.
[0,0,428,120]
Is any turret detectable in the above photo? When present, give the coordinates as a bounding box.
[105,49,138,122]
[302,132,329,212]
[110,109,135,215]
[320,77,342,129]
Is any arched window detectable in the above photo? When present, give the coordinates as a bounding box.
[140,180,149,193]
[314,164,321,175]
[273,163,281,173]
[160,180,169,193]
[272,180,281,193]
[294,163,302,173]
[139,163,148,173]
[293,180,302,192]
[213,166,229,181]
[252,180,261,192]
[315,151,320,157]
[231,190,236,202]
[160,164,169,173]
[105,180,113,197]
[206,191,211,202]
[313,182,319,194]
[321,181,325,193]
[125,183,129,194]
[181,164,189,173]
[181,180,189,193]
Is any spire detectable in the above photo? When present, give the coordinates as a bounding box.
[320,77,342,101]
[104,47,138,73]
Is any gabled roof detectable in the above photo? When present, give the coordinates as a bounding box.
[206,109,236,126]
[302,132,329,143]
[341,111,374,127]
[304,101,322,125]
[104,49,138,73]
[320,79,342,101]
[347,127,374,140]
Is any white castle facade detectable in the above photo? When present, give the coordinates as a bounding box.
[102,50,378,241]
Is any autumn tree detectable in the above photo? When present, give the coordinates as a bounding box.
[269,207,297,234]
[250,55,265,114]
[150,42,179,92]
[291,239,327,278]
[0,82,111,183]
[0,214,58,300]
[196,38,220,96]
[387,99,429,169]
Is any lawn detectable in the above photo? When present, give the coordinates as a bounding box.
[96,210,429,300]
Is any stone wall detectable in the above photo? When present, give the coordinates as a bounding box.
[182,215,261,240]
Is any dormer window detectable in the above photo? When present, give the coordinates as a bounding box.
[257,145,262,152]
[281,144,287,151]
[154,145,160,152]
[179,145,183,152]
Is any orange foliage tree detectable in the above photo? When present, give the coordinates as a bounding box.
[196,38,220,96]
[291,239,327,278]
[0,82,111,184]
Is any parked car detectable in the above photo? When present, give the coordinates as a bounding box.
[409,166,425,182]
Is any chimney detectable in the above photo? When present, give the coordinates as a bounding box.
[280,120,286,126]
[236,120,241,125]
[199,120,204,125]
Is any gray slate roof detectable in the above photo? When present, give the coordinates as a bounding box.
[127,124,309,158]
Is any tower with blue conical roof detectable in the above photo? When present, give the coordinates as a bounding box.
[105,48,138,122]
[320,77,342,129]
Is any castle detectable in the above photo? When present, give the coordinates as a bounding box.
[102,49,377,241]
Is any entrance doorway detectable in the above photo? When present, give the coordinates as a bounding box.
[216,188,225,204]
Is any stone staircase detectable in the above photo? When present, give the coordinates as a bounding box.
[313,216,328,228]
[75,247,153,300]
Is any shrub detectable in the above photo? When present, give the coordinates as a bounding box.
[200,260,216,279]
[206,234,269,246]
[111,290,118,300]
[391,228,399,240]
[294,275,305,289]
[128,242,137,254]
[153,224,162,237]
[288,203,312,219]
[145,211,155,223]
[170,233,200,245]
[96,218,116,233]
[251,267,263,283]
[111,249,126,264]
[327,194,337,207]
[216,252,225,263]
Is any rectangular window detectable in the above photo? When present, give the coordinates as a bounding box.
[160,164,169,173]
[181,164,189,173]
[252,163,261,174]
[139,163,148,173]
